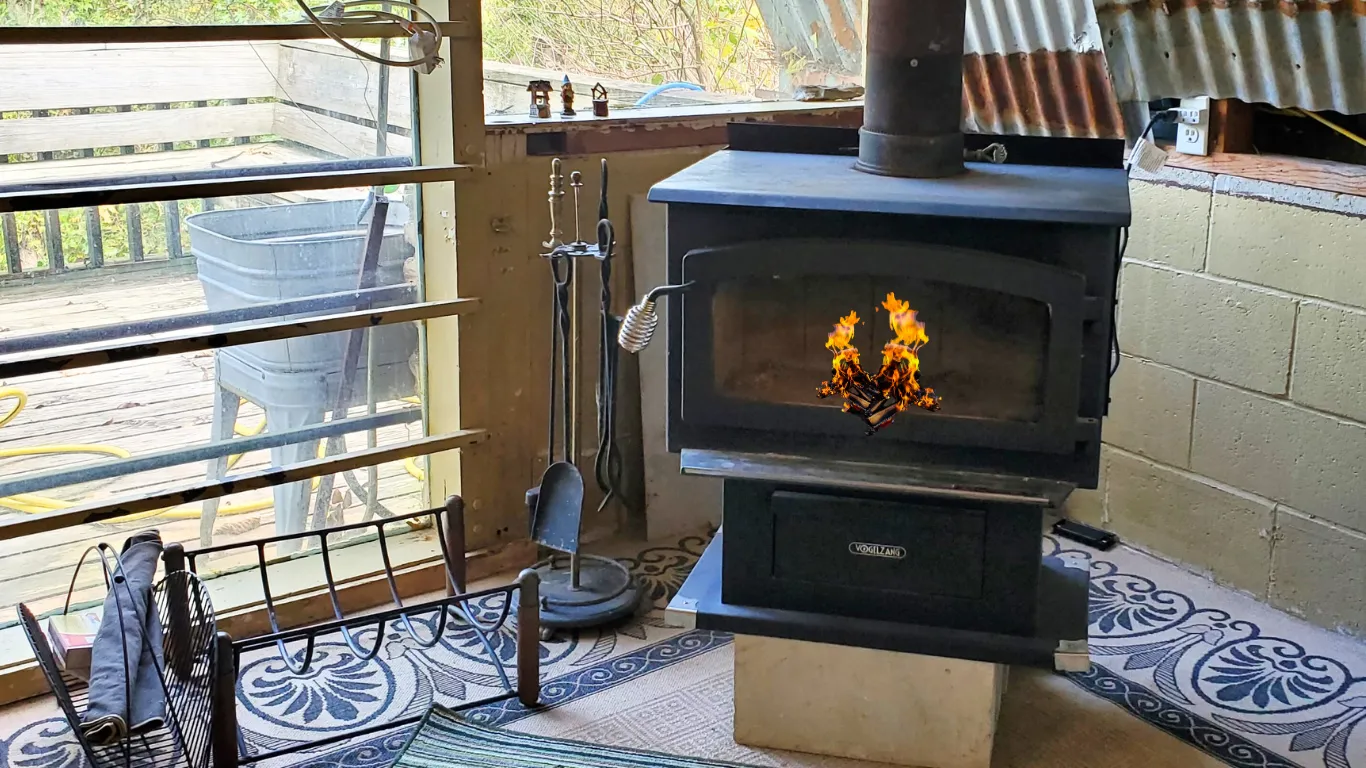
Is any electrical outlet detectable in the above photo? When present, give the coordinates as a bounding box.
[1177,123,1209,155]
[1174,96,1211,156]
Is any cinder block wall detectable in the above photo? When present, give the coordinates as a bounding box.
[1066,165,1366,637]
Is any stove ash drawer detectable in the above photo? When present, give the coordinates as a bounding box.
[771,492,986,600]
[721,481,1044,636]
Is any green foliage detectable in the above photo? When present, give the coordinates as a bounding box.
[482,0,779,96]
[1,0,295,26]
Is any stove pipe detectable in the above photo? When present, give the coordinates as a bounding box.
[855,0,968,178]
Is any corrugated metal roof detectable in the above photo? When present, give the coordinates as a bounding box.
[757,0,1126,139]
[1097,0,1366,115]
[964,0,1124,137]
[753,0,864,81]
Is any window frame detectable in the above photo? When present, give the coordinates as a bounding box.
[0,0,491,705]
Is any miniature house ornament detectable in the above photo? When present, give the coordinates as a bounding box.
[560,75,576,117]
[528,80,553,119]
[592,83,609,117]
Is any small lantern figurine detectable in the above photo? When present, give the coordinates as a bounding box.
[528,80,553,119]
[560,75,576,117]
[591,83,609,117]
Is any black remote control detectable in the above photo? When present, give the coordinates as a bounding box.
[1052,518,1118,551]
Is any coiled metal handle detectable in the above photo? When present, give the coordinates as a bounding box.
[618,300,659,353]
[617,282,694,354]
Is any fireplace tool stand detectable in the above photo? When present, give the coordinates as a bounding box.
[524,158,642,639]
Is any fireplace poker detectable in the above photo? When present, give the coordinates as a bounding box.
[592,159,625,513]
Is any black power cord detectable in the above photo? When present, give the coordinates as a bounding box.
[1125,108,1179,172]
[1110,226,1128,378]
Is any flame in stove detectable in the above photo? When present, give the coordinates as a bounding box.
[817,293,941,434]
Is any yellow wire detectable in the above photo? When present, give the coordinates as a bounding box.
[0,389,426,524]
[1296,108,1366,149]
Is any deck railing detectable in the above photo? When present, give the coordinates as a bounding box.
[0,42,738,279]
[0,102,263,276]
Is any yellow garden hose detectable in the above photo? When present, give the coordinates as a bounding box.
[0,388,423,525]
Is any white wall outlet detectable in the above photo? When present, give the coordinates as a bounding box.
[1175,96,1211,156]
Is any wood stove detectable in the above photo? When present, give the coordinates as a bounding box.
[643,0,1129,679]
[654,126,1130,670]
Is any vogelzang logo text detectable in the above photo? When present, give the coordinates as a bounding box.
[848,542,906,560]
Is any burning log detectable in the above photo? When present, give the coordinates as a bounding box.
[817,293,942,434]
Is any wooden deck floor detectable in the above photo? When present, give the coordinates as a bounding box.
[0,262,427,618]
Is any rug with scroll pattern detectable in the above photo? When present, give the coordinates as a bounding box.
[0,533,1362,768]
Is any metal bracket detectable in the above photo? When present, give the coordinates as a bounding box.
[1054,638,1090,673]
[665,595,699,630]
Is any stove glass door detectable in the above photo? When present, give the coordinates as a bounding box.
[680,239,1088,454]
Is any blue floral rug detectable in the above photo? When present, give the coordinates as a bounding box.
[1,534,1362,767]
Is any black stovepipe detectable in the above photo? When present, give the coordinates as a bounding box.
[856,0,969,178]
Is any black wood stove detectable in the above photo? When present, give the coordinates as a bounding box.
[643,1,1130,671]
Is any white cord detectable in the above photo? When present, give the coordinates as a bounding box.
[294,0,444,71]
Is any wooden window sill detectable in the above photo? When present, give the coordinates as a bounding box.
[485,101,864,155]
[1165,151,1366,199]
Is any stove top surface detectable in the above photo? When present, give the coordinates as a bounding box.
[647,150,1131,227]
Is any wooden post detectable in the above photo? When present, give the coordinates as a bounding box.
[42,210,64,273]
[515,568,541,707]
[0,114,21,275]
[1211,99,1255,154]
[228,98,251,145]
[1,213,19,275]
[74,108,105,269]
[156,103,185,259]
[161,544,194,678]
[443,495,467,594]
[126,203,145,262]
[36,112,65,273]
[164,201,184,259]
[117,106,145,262]
[211,631,241,768]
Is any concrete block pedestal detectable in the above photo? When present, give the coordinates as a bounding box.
[733,634,1008,768]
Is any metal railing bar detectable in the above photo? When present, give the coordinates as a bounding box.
[0,429,488,540]
[0,296,479,378]
[1,284,416,354]
[0,163,472,214]
[0,21,471,45]
[235,582,518,650]
[192,502,439,555]
[2,157,412,196]
[0,407,422,498]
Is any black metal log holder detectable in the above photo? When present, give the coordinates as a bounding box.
[18,546,226,768]
[164,495,541,767]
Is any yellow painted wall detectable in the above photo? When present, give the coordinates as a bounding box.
[424,139,719,551]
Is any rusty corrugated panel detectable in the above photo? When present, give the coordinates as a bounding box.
[756,0,1126,138]
[1097,0,1366,114]
[963,50,1125,138]
[964,0,1124,137]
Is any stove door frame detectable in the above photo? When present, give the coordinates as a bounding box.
[680,238,1088,455]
